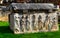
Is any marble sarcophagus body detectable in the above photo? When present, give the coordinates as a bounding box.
[9,3,59,34]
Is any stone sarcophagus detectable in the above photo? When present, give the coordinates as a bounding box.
[9,3,59,34]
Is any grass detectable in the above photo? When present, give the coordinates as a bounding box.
[0,21,60,38]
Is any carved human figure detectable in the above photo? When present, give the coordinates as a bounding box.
[14,13,20,33]
[25,15,30,31]
[14,13,20,27]
[44,15,50,30]
[38,15,43,30]
[32,15,36,30]
[20,16,24,32]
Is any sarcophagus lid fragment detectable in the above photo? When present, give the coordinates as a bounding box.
[9,3,57,10]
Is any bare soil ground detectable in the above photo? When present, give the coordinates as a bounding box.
[0,16,8,21]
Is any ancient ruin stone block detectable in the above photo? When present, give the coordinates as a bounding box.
[9,12,59,34]
[9,3,59,34]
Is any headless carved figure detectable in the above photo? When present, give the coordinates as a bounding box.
[32,15,37,30]
[44,15,50,30]
[20,16,24,32]
[38,15,43,30]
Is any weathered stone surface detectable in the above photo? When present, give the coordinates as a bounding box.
[9,12,58,34]
[9,3,59,34]
[9,3,56,10]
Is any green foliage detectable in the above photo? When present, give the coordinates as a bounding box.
[0,21,60,38]
[0,21,9,26]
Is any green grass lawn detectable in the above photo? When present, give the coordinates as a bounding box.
[0,21,60,38]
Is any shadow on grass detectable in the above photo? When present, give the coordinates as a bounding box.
[0,25,60,34]
[0,26,13,34]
